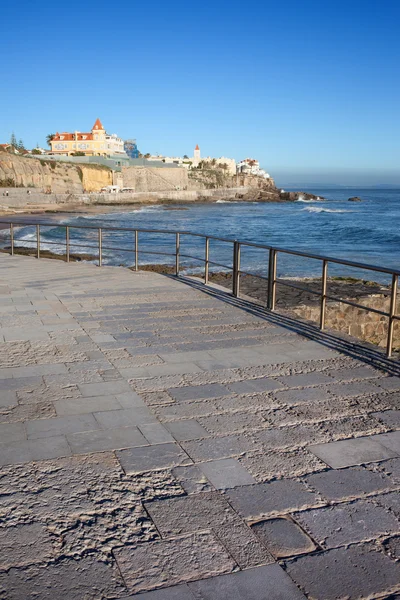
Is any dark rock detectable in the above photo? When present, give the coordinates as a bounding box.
[348,196,362,201]
[280,191,324,202]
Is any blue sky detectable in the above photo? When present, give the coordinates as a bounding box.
[1,0,399,185]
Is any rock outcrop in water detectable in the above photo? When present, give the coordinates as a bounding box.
[235,189,324,202]
[348,196,362,202]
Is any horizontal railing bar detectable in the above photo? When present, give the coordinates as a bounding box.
[276,278,322,296]
[0,219,399,277]
[239,270,270,282]
[179,253,206,263]
[323,295,391,317]
[207,259,233,270]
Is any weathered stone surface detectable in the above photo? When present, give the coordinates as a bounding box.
[225,479,321,520]
[0,554,127,600]
[295,499,400,548]
[117,443,192,474]
[188,564,308,599]
[309,434,399,469]
[113,532,236,595]
[145,491,274,568]
[197,458,256,489]
[239,449,327,481]
[167,383,231,402]
[0,523,56,569]
[165,419,209,441]
[171,465,214,494]
[285,543,400,600]
[305,465,397,501]
[182,433,256,462]
[251,517,316,558]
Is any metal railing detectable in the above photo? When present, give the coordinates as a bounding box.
[1,219,399,358]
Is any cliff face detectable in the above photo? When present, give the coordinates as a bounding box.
[0,153,112,193]
[188,169,277,191]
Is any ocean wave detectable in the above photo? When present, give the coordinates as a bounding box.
[216,200,234,204]
[302,207,353,214]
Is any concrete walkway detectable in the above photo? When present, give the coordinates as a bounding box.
[0,254,399,599]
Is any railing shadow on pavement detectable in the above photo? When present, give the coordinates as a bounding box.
[172,274,400,377]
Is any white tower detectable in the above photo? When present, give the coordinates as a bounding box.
[194,144,201,161]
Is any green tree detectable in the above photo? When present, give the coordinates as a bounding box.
[18,139,25,151]
[10,132,17,148]
[183,154,189,159]
[144,153,151,158]
[46,134,55,147]
[31,148,42,155]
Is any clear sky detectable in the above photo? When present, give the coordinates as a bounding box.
[1,0,399,185]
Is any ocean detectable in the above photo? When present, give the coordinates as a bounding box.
[2,188,399,284]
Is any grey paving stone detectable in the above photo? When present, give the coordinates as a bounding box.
[327,365,383,381]
[376,376,400,391]
[145,490,274,569]
[171,464,214,494]
[295,499,400,548]
[251,518,316,558]
[276,371,333,388]
[373,490,400,517]
[273,386,331,405]
[227,378,284,395]
[114,391,147,408]
[0,376,43,392]
[26,414,99,439]
[305,465,397,501]
[78,380,132,397]
[165,419,209,441]
[197,457,256,489]
[182,434,255,462]
[114,531,235,595]
[11,363,68,377]
[285,543,400,600]
[309,434,400,469]
[188,563,308,600]
[117,442,192,474]
[0,523,56,569]
[0,435,71,466]
[225,479,321,520]
[0,553,126,600]
[373,410,400,429]
[325,380,381,398]
[167,383,231,402]
[117,584,196,599]
[378,457,400,483]
[138,422,175,444]
[93,407,157,428]
[379,431,400,453]
[0,422,26,443]
[54,395,123,416]
[67,426,148,454]
[0,390,18,407]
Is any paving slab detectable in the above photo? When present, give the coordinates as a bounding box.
[197,458,256,489]
[113,531,236,595]
[225,479,321,520]
[165,419,209,441]
[67,426,148,454]
[145,491,274,568]
[294,499,400,548]
[251,518,316,558]
[26,414,99,439]
[188,564,308,599]
[117,442,192,473]
[285,543,400,600]
[167,383,231,402]
[309,433,400,468]
[305,465,397,501]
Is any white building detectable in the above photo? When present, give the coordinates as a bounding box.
[237,158,271,179]
[191,145,237,175]
[105,133,126,155]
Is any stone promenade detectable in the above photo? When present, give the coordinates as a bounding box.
[0,254,399,599]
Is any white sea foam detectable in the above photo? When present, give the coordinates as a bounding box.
[302,206,353,214]
[216,200,234,203]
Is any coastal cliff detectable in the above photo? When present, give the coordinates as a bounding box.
[0,152,112,193]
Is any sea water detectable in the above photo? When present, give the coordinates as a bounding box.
[2,188,399,283]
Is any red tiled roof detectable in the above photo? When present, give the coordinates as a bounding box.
[52,133,93,141]
[92,118,104,131]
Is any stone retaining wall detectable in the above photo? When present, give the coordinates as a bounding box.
[293,295,400,350]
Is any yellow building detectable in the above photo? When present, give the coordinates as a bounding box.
[50,119,126,157]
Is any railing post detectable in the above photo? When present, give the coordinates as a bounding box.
[36,224,40,259]
[267,248,277,310]
[175,232,180,276]
[204,237,209,284]
[320,260,328,329]
[386,274,398,358]
[10,223,14,256]
[98,228,102,267]
[66,226,70,263]
[134,230,138,271]
[232,241,241,297]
